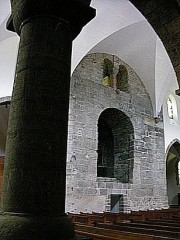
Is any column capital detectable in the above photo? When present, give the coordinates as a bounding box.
[7,0,96,38]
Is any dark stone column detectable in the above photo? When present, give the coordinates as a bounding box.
[0,1,95,239]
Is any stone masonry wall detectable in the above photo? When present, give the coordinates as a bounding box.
[65,53,168,213]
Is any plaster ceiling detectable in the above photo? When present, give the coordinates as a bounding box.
[73,0,178,116]
[0,0,178,117]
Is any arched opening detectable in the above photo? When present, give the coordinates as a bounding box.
[116,65,129,92]
[97,108,134,182]
[166,141,180,207]
[102,58,113,87]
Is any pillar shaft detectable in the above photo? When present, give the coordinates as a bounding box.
[3,16,72,215]
[0,0,95,239]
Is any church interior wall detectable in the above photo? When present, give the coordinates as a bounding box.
[1,52,180,212]
[66,53,168,213]
[163,93,180,206]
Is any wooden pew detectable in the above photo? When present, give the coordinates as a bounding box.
[143,219,180,226]
[68,213,91,225]
[68,209,180,227]
[70,210,180,239]
[95,223,180,239]
[130,211,145,221]
[91,211,131,223]
[150,209,180,219]
[114,221,180,232]
[68,212,105,225]
[102,212,130,223]
[68,212,131,226]
[74,223,176,240]
[131,208,180,221]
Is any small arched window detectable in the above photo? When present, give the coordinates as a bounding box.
[167,97,174,119]
[102,58,113,87]
[116,65,129,92]
[166,94,178,123]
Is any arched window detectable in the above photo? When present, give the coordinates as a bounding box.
[97,108,134,182]
[167,97,174,119]
[102,58,113,87]
[177,160,180,185]
[166,94,178,123]
[116,65,129,92]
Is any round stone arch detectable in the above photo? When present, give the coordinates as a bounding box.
[166,139,180,206]
[97,108,134,183]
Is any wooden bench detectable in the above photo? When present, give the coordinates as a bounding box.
[134,219,180,228]
[95,222,180,239]
[114,221,180,232]
[131,208,180,221]
[70,210,180,239]
[68,209,180,226]
[68,212,131,226]
[102,212,130,223]
[68,213,91,225]
[68,212,105,225]
[74,223,176,240]
[91,211,131,224]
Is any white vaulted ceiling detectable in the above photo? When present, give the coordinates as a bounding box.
[0,0,178,117]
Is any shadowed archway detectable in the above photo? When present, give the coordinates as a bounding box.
[166,140,180,206]
[97,108,134,183]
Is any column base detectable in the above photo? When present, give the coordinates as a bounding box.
[0,212,75,240]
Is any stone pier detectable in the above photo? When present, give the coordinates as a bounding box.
[0,1,95,239]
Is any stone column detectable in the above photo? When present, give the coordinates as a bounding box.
[0,1,95,239]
